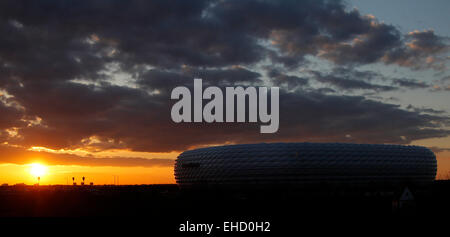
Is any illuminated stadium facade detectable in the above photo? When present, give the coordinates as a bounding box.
[174,143,437,188]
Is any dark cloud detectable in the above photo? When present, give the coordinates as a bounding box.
[184,67,262,86]
[313,73,396,91]
[0,101,25,130]
[392,78,430,89]
[137,67,262,94]
[406,104,446,114]
[432,75,450,92]
[267,69,308,89]
[3,78,448,153]
[321,22,403,65]
[309,69,397,92]
[406,30,448,54]
[331,67,382,81]
[307,67,433,92]
[0,0,448,164]
[0,0,446,83]
[0,17,109,87]
[274,90,450,145]
[5,80,170,151]
[383,30,449,70]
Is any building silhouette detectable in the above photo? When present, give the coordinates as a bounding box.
[175,143,437,189]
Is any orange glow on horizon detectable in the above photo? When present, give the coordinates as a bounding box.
[0,163,175,185]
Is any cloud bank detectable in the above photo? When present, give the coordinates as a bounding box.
[0,0,448,166]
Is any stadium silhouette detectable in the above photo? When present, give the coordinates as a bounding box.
[0,143,449,232]
[175,143,437,189]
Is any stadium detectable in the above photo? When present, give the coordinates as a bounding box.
[174,143,437,189]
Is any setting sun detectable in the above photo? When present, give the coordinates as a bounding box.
[29,163,48,177]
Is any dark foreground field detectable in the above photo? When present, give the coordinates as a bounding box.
[0,181,449,234]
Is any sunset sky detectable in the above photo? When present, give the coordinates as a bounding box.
[0,0,449,185]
